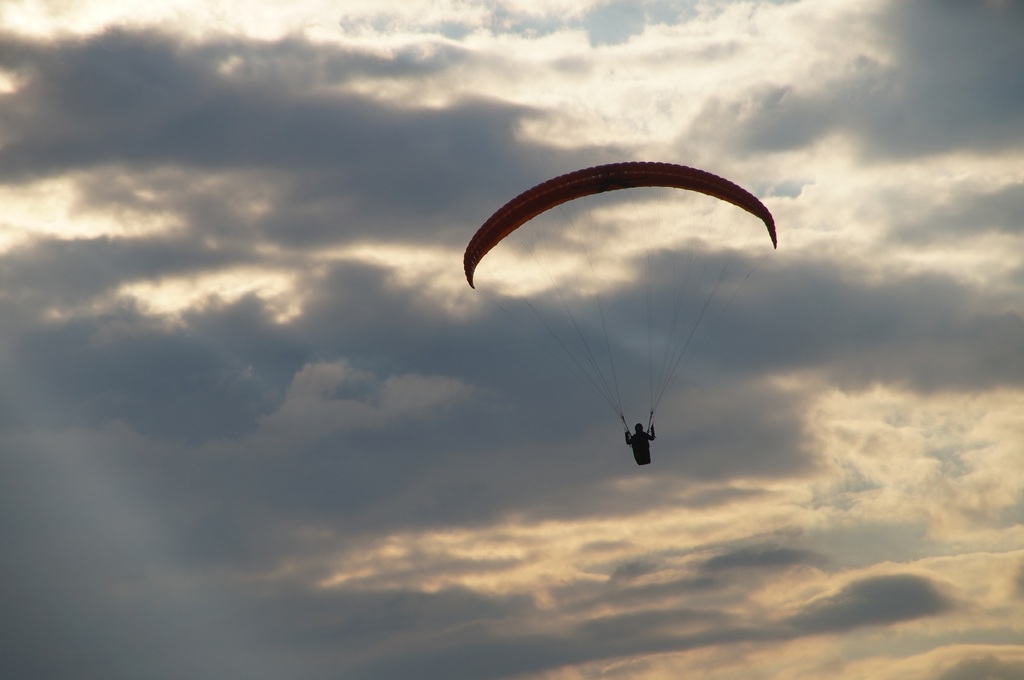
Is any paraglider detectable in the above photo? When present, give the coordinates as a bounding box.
[625,421,656,466]
[464,162,776,465]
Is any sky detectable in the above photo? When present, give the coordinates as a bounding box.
[2,0,1024,678]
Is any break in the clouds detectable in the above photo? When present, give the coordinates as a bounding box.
[3,1,1024,679]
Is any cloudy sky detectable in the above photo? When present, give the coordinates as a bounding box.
[3,0,1024,678]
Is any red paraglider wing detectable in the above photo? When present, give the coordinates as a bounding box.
[464,162,777,288]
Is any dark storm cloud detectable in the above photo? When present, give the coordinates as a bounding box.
[892,181,1024,244]
[490,237,1024,410]
[0,29,474,175]
[609,558,660,582]
[698,543,826,573]
[694,0,1024,158]
[5,299,303,439]
[733,256,1024,392]
[0,232,246,310]
[553,543,825,621]
[787,573,953,633]
[0,443,295,680]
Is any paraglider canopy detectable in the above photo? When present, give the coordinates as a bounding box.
[464,162,776,288]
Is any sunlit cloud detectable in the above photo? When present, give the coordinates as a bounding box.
[0,176,179,251]
[805,386,1024,539]
[116,267,300,321]
[211,360,475,456]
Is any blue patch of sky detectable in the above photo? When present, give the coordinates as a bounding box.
[437,21,472,40]
[766,178,812,199]
[585,1,650,46]
[343,1,706,45]
[581,0,704,46]
[340,1,798,46]
[999,490,1024,529]
[925,444,973,478]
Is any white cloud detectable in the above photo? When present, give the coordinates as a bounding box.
[240,360,474,453]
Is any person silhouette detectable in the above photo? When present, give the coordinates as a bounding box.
[625,422,655,466]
